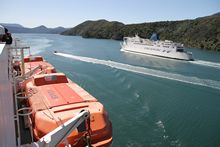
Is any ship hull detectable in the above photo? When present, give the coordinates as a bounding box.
[121,46,193,61]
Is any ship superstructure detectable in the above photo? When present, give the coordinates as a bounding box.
[121,33,193,61]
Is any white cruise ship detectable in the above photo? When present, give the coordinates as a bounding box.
[121,33,193,61]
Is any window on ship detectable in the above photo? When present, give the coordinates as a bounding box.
[176,48,184,52]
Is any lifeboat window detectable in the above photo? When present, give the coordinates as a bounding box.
[45,75,57,81]
[24,56,43,62]
[30,56,36,61]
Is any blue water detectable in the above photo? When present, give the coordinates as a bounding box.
[14,33,220,147]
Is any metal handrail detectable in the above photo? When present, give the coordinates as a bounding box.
[17,107,33,116]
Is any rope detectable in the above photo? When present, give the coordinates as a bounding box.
[40,94,60,126]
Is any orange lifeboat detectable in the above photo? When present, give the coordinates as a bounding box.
[17,56,56,92]
[22,56,55,75]
[25,73,112,146]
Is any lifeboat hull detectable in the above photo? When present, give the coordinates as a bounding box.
[25,73,112,146]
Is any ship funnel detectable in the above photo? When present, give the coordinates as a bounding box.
[150,33,159,41]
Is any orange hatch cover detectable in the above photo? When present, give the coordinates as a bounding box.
[38,84,84,108]
[33,73,84,108]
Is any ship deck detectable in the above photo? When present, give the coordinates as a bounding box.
[0,43,16,146]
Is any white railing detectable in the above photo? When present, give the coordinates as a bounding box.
[8,40,32,147]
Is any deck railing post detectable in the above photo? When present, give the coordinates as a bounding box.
[20,48,25,76]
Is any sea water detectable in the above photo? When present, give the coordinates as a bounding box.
[14,33,220,147]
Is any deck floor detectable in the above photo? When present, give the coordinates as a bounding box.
[0,44,17,147]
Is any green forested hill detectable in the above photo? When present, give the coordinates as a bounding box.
[61,20,124,40]
[61,13,220,50]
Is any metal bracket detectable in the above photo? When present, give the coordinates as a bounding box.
[31,110,90,147]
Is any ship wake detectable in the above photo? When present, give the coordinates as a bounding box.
[55,52,220,90]
[190,60,220,69]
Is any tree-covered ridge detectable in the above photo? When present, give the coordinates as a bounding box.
[61,13,220,51]
[61,20,124,40]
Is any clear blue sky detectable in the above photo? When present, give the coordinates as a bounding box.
[1,0,220,28]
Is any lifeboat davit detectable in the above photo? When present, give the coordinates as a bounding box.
[25,73,112,146]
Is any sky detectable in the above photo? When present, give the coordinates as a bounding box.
[1,0,220,28]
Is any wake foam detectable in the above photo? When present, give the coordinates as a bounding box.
[55,52,220,90]
[190,60,220,69]
[25,38,53,55]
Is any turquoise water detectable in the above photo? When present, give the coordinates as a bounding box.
[14,34,220,147]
